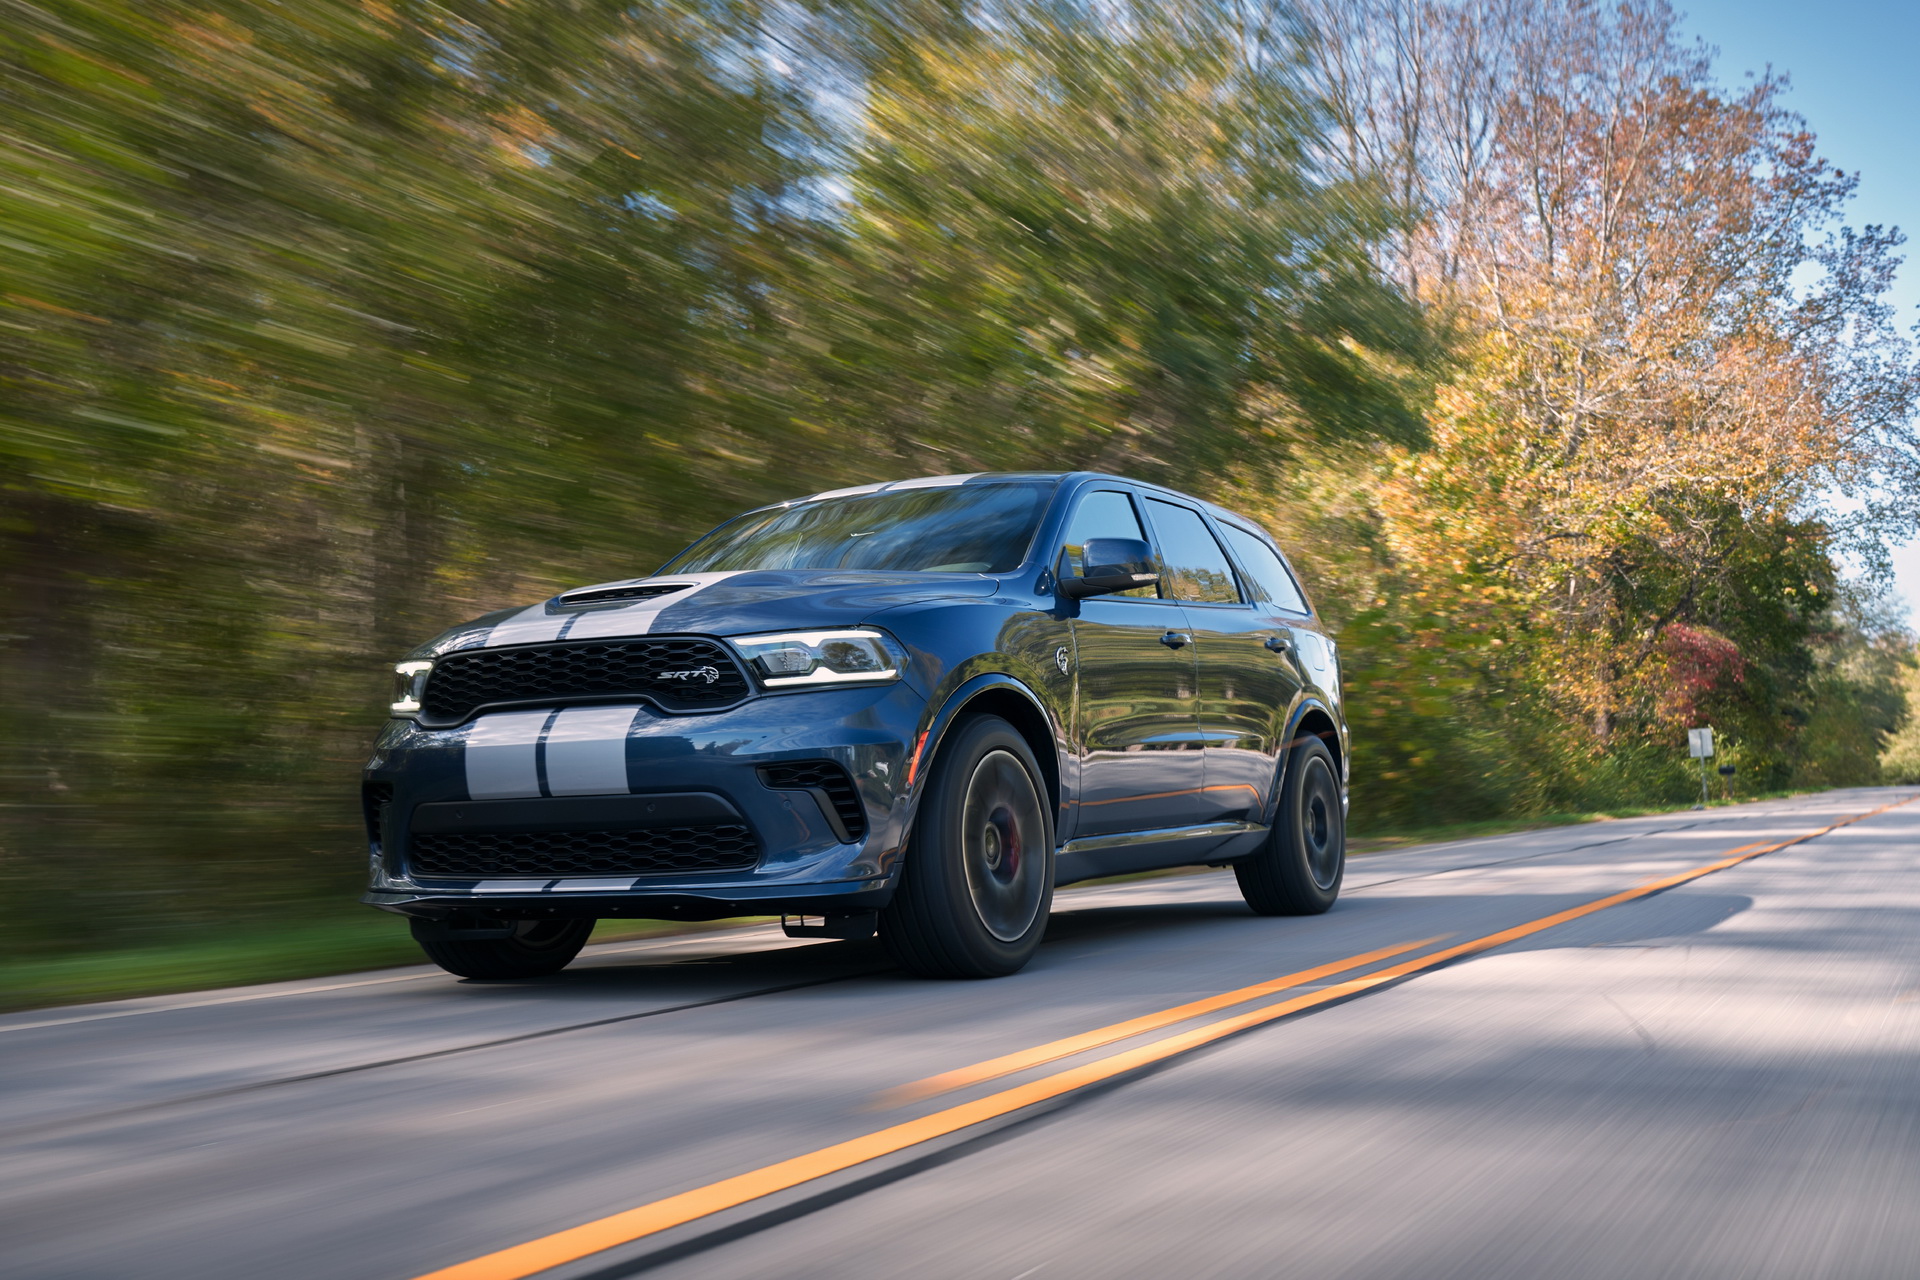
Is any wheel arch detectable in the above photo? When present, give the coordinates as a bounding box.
[910,673,1065,829]
[1291,704,1343,772]
[1269,700,1345,824]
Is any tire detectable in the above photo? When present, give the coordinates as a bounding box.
[1236,736,1344,915]
[880,714,1055,978]
[414,918,595,979]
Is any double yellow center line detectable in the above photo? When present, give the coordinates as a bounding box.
[413,795,1913,1280]
[871,934,1444,1108]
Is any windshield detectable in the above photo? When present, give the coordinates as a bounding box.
[664,481,1055,574]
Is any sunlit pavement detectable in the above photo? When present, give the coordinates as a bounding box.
[4,788,1917,1280]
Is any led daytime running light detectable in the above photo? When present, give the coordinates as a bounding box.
[391,660,434,716]
[730,629,902,689]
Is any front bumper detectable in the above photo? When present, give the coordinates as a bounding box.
[361,682,925,921]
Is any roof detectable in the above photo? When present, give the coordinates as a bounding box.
[774,470,1272,542]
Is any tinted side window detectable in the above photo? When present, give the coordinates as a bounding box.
[1220,524,1310,615]
[1060,490,1155,598]
[1143,499,1242,604]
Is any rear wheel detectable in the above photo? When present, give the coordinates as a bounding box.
[1236,736,1344,915]
[881,714,1054,978]
[413,918,595,979]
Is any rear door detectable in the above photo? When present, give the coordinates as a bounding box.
[1217,517,1336,729]
[1060,487,1209,839]
[1139,498,1300,826]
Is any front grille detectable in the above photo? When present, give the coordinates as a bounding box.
[759,761,868,840]
[409,825,758,879]
[420,636,750,725]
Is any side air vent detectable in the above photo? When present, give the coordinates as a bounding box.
[362,781,394,849]
[759,761,868,843]
[557,582,690,608]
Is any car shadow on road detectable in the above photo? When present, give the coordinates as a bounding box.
[484,934,892,998]
[472,880,1768,1000]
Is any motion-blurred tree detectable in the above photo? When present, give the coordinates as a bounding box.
[0,0,1429,952]
[0,0,847,947]
[810,0,1429,488]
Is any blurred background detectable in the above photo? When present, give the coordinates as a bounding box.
[4,0,1919,996]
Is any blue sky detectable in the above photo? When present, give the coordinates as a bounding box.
[1676,0,1920,623]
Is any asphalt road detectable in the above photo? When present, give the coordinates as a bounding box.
[5,787,1919,1280]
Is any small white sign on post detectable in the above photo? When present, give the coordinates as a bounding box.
[1687,727,1715,809]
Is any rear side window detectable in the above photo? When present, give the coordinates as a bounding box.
[1059,490,1155,598]
[1220,524,1310,615]
[1143,499,1242,604]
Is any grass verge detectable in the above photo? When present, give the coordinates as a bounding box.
[0,914,766,1016]
[1346,787,1817,855]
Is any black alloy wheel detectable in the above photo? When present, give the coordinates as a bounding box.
[1235,735,1345,915]
[413,917,595,979]
[881,713,1054,978]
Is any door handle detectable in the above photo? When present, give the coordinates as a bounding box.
[1160,631,1191,648]
[1264,635,1291,654]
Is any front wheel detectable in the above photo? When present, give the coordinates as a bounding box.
[1235,736,1344,915]
[880,714,1055,978]
[413,918,595,979]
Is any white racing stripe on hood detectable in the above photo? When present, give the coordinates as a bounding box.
[804,482,887,501]
[483,604,571,648]
[879,472,980,490]
[480,570,747,648]
[543,706,640,795]
[561,570,747,640]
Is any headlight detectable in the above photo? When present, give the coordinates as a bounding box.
[390,660,433,716]
[729,629,903,689]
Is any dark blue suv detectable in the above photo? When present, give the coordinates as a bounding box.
[363,473,1347,979]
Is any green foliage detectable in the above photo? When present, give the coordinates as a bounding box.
[824,1,1431,486]
[1876,655,1920,784]
[1,0,838,952]
[1269,457,1908,833]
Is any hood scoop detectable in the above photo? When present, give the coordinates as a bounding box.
[556,582,690,609]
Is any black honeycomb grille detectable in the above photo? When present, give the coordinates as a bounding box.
[408,825,758,879]
[419,637,749,726]
[759,761,868,840]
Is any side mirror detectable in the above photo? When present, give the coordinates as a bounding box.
[1059,537,1160,599]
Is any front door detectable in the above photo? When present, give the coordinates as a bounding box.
[1060,488,1209,839]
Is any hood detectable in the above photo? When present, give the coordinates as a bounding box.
[416,570,1001,657]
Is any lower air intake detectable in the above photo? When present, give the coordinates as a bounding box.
[759,761,868,840]
[409,826,758,880]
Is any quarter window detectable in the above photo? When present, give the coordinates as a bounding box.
[1143,500,1242,604]
[1219,524,1310,615]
